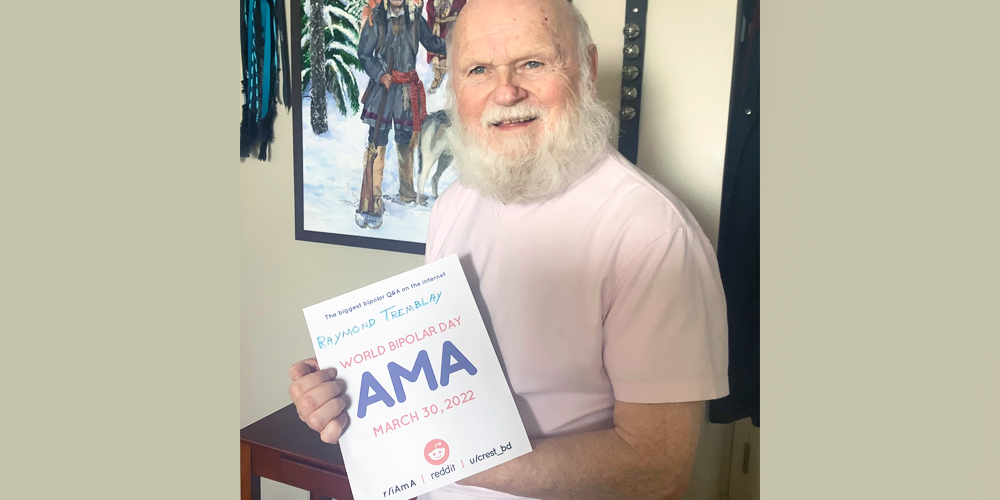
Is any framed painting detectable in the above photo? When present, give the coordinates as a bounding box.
[293,0,466,255]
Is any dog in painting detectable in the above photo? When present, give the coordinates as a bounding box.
[416,110,453,206]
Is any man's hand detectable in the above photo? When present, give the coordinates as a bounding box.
[380,73,392,89]
[288,357,350,444]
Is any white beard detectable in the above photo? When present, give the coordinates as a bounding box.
[444,76,616,204]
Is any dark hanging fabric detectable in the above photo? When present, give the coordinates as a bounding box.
[241,0,292,161]
[710,0,759,427]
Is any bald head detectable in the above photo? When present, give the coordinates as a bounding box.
[448,0,594,83]
[452,0,580,57]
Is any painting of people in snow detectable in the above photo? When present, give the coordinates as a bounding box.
[294,0,466,253]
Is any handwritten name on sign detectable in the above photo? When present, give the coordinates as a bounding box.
[302,255,531,500]
[315,292,445,348]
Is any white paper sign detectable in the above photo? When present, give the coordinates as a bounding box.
[303,254,532,500]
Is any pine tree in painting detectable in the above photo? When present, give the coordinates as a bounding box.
[307,0,328,134]
[303,0,365,134]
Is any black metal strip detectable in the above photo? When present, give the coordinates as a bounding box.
[292,0,305,242]
[617,0,649,165]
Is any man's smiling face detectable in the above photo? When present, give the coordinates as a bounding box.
[442,0,614,204]
[449,0,584,153]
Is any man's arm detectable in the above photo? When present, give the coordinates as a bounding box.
[458,400,704,500]
[357,15,384,80]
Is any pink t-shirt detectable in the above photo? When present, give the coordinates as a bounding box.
[421,148,729,500]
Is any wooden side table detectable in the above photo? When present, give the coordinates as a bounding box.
[240,404,356,500]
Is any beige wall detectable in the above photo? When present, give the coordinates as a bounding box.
[241,1,737,498]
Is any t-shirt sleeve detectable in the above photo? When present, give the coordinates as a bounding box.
[602,226,730,403]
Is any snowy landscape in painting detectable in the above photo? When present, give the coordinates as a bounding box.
[301,42,457,244]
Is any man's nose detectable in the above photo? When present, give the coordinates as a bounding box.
[491,67,527,106]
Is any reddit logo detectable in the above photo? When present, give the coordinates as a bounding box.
[424,439,449,465]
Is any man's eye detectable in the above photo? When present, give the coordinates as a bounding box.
[525,61,544,69]
[469,66,486,75]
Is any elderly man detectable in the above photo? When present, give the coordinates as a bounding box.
[289,1,729,499]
